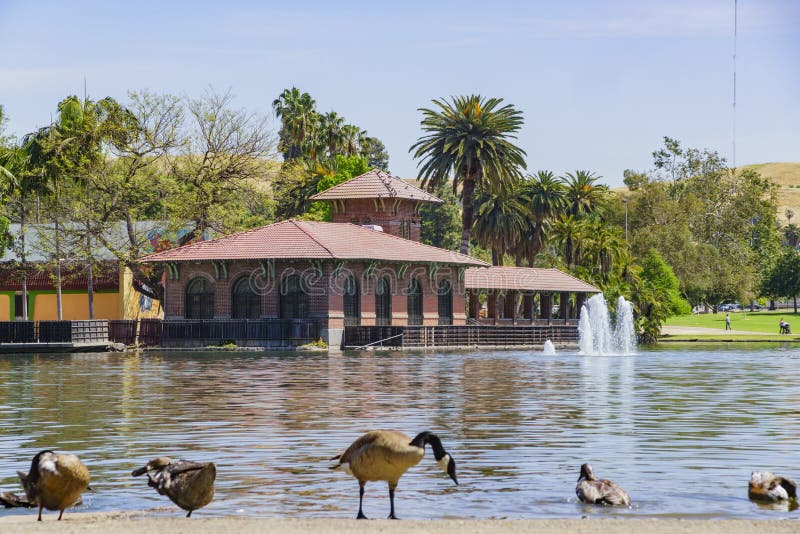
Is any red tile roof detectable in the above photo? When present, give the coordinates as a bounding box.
[465,266,601,293]
[140,220,488,266]
[311,169,442,203]
[0,261,120,291]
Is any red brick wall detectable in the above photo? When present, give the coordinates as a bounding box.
[164,260,467,326]
[332,198,422,241]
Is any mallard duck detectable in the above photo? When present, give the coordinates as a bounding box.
[131,457,216,517]
[329,430,458,519]
[748,471,798,502]
[17,450,90,521]
[576,463,630,506]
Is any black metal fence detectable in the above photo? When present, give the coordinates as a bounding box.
[0,320,109,343]
[160,318,321,347]
[343,324,579,349]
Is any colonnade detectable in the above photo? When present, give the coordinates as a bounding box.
[467,290,589,324]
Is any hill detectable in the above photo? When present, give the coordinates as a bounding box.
[739,163,800,224]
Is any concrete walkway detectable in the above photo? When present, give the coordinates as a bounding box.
[1,514,799,534]
[661,326,767,336]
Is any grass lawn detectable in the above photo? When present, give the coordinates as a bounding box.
[664,309,800,338]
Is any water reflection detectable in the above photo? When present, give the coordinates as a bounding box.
[0,347,798,519]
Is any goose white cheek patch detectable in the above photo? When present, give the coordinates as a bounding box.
[436,454,450,472]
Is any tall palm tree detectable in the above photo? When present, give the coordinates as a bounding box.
[582,221,625,282]
[340,124,364,158]
[272,87,317,161]
[564,170,608,218]
[472,189,529,265]
[320,111,345,159]
[550,214,584,268]
[518,170,566,266]
[410,95,526,255]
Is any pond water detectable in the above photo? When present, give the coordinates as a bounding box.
[1,345,799,520]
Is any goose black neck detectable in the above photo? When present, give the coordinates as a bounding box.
[29,450,54,483]
[410,431,447,461]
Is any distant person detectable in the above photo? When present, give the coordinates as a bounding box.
[780,318,791,334]
[725,314,731,330]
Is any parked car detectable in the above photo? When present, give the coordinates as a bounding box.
[719,303,743,312]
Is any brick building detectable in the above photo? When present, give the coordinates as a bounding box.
[140,169,600,348]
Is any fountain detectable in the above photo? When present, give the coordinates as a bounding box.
[578,294,637,355]
[542,339,556,354]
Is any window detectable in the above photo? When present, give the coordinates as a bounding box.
[185,277,215,319]
[438,280,453,325]
[13,293,25,320]
[280,274,308,319]
[231,277,261,319]
[343,275,360,326]
[407,278,423,325]
[375,276,392,325]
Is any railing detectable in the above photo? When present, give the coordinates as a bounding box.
[160,318,322,347]
[0,320,109,343]
[343,326,405,348]
[343,324,579,349]
[109,320,137,345]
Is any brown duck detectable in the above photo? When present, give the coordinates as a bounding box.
[17,450,91,521]
[329,430,458,519]
[748,471,798,502]
[576,463,631,506]
[132,457,216,517]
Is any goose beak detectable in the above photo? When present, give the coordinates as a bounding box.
[131,466,148,477]
[448,457,458,485]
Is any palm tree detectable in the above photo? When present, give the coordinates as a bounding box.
[472,189,529,265]
[320,111,345,159]
[340,124,364,158]
[582,221,625,282]
[518,170,566,266]
[550,214,584,268]
[272,87,317,160]
[564,170,608,218]
[410,95,526,255]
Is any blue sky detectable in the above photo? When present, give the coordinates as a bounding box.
[0,0,797,186]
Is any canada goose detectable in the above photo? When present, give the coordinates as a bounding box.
[329,430,458,519]
[748,471,798,502]
[131,457,216,517]
[17,450,90,521]
[576,463,630,506]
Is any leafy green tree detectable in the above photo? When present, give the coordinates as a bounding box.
[760,248,800,313]
[420,184,460,250]
[640,249,691,315]
[304,155,369,221]
[359,135,389,171]
[410,95,526,255]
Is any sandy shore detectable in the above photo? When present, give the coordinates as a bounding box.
[1,513,798,534]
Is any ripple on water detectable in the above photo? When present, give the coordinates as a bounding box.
[0,347,798,519]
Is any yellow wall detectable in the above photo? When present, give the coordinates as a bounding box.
[0,295,9,321]
[33,293,122,320]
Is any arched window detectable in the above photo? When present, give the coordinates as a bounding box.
[185,277,214,319]
[438,280,453,325]
[280,274,308,319]
[231,276,261,319]
[407,278,423,325]
[343,275,360,326]
[375,276,392,326]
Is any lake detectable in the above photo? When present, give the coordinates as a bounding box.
[1,345,799,519]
